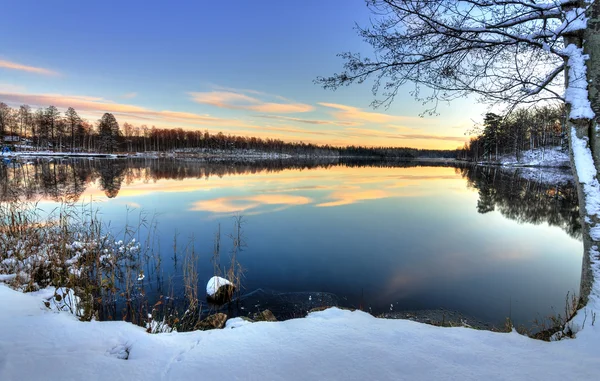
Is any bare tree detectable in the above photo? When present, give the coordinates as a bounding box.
[45,105,61,151]
[65,107,81,152]
[18,105,32,139]
[318,0,600,306]
[0,102,11,137]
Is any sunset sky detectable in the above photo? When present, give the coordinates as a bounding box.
[0,0,487,149]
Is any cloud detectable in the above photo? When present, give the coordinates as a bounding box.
[189,90,313,113]
[256,114,359,126]
[395,133,468,142]
[343,127,466,143]
[121,92,138,99]
[0,90,261,130]
[318,102,423,124]
[0,59,58,76]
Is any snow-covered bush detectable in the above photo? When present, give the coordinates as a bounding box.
[0,201,142,320]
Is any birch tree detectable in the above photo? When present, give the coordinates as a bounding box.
[318,0,600,312]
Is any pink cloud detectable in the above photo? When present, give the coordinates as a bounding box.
[0,59,58,76]
[0,90,261,130]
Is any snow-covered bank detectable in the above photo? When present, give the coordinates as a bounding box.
[483,147,571,168]
[474,147,574,185]
[1,150,126,159]
[0,284,598,381]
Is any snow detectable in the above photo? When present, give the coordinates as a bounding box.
[206,276,232,296]
[556,7,588,35]
[0,150,126,158]
[29,287,83,317]
[0,274,16,282]
[562,44,595,120]
[570,128,600,218]
[498,146,570,167]
[1,284,599,380]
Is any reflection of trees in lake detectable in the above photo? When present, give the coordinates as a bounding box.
[97,160,127,198]
[0,159,97,202]
[460,166,581,239]
[0,159,581,239]
[1,158,462,202]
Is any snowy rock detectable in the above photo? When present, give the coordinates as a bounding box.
[225,317,254,329]
[206,276,235,304]
[252,309,278,322]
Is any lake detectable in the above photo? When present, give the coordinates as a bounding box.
[0,158,583,328]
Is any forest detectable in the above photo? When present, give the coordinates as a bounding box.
[0,102,456,159]
[457,104,567,162]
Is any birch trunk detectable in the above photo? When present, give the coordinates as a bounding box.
[565,0,600,305]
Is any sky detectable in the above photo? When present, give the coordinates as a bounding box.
[0,0,488,149]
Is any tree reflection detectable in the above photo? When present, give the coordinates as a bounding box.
[97,160,127,198]
[0,158,580,239]
[460,166,581,239]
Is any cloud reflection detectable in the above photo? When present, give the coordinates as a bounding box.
[316,190,390,207]
[190,194,313,215]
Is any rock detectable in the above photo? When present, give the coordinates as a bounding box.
[206,276,236,304]
[194,313,228,330]
[252,309,277,322]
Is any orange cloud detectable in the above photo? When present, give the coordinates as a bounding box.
[0,59,58,76]
[189,90,313,113]
[344,127,467,143]
[121,92,138,99]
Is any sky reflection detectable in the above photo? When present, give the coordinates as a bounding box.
[3,159,582,327]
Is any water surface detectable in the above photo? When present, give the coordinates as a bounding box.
[1,158,582,327]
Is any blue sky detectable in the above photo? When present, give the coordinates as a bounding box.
[0,0,486,148]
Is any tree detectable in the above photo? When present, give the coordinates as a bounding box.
[0,102,12,137]
[482,113,502,161]
[97,113,119,153]
[18,105,32,139]
[318,0,600,305]
[65,107,81,152]
[45,105,61,150]
[122,122,134,152]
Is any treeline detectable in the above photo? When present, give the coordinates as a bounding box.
[457,105,566,162]
[0,102,455,158]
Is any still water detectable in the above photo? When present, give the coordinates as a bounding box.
[1,158,582,327]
